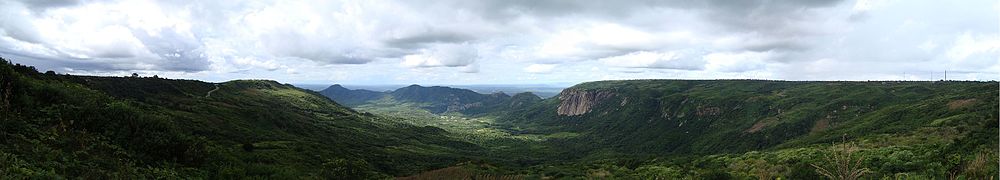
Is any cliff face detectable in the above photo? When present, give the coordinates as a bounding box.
[556,89,615,116]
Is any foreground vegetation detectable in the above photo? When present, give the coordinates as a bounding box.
[0,57,486,178]
[2,56,997,179]
[355,79,998,179]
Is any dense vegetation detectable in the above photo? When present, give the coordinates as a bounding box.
[0,57,487,178]
[321,84,538,115]
[347,79,998,179]
[489,80,998,179]
[318,84,385,106]
[3,55,997,179]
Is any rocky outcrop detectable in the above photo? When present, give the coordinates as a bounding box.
[557,89,615,116]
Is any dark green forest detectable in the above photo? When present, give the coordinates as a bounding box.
[0,57,483,178]
[1,56,998,179]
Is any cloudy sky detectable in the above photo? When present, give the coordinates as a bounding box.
[0,0,997,85]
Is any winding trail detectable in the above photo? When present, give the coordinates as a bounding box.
[205,84,220,98]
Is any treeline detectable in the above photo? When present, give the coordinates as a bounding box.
[0,57,481,178]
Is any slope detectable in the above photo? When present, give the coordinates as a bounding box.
[0,57,482,179]
[322,84,531,116]
[503,80,997,154]
[317,84,386,106]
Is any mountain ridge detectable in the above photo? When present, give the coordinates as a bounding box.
[317,84,385,106]
[0,58,483,178]
[319,83,540,115]
[499,79,997,156]
[3,56,997,179]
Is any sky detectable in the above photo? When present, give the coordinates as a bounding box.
[0,0,997,85]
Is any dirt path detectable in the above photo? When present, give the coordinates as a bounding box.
[205,84,220,98]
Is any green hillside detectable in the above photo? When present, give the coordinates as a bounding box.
[334,79,998,179]
[317,84,386,106]
[3,55,997,179]
[0,58,483,178]
[490,79,998,178]
[322,84,520,116]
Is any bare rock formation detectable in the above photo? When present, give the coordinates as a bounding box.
[557,89,615,116]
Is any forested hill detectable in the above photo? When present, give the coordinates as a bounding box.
[317,84,385,106]
[3,54,998,179]
[321,84,532,115]
[503,80,997,154]
[0,58,481,178]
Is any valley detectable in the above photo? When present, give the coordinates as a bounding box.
[2,58,997,179]
[321,78,1000,179]
[2,0,995,179]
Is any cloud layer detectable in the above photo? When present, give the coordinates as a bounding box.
[0,0,996,84]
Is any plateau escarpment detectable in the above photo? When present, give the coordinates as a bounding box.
[503,80,999,157]
[556,89,615,116]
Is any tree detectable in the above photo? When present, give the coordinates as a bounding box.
[635,166,683,179]
[241,143,254,152]
[811,141,869,180]
[131,73,139,78]
[320,158,379,179]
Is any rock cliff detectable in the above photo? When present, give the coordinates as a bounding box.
[556,89,615,116]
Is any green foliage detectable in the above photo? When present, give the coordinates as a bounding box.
[0,57,480,178]
[324,84,531,116]
[378,79,996,179]
[2,56,997,179]
[811,142,869,180]
[319,158,382,179]
[317,84,385,106]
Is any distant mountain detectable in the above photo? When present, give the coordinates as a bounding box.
[447,84,566,98]
[9,54,998,179]
[508,92,542,109]
[318,84,386,106]
[0,58,480,178]
[319,84,544,115]
[390,84,513,114]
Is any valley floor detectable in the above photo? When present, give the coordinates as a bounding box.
[352,96,998,179]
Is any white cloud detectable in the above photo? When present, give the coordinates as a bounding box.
[402,43,479,68]
[946,32,1000,61]
[599,51,704,70]
[0,0,996,84]
[460,63,480,73]
[917,40,937,52]
[523,64,556,74]
[703,51,770,72]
